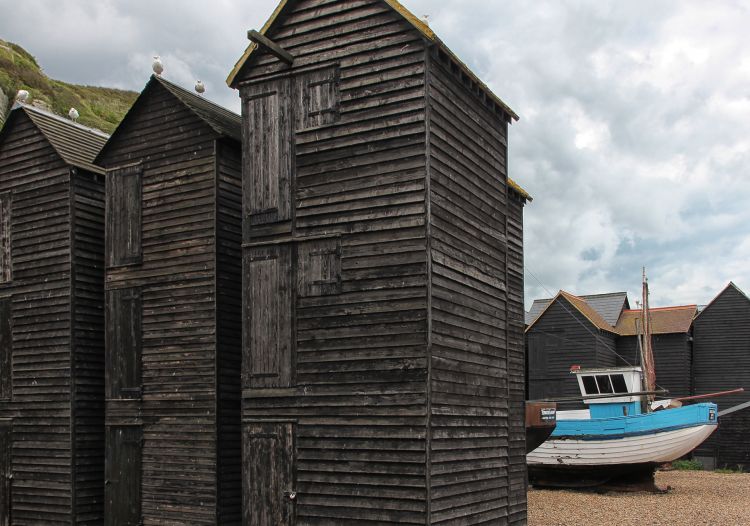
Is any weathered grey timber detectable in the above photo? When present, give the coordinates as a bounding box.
[692,283,750,469]
[96,75,243,525]
[0,104,108,524]
[229,0,530,523]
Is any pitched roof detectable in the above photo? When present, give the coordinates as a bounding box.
[615,305,697,336]
[226,0,519,124]
[96,76,241,165]
[153,76,241,141]
[694,282,750,321]
[525,291,629,327]
[525,290,618,334]
[1,104,109,174]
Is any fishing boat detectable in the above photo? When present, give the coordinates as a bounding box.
[527,270,719,490]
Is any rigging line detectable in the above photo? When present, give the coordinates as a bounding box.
[524,265,634,367]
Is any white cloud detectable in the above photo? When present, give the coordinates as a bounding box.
[1,0,748,309]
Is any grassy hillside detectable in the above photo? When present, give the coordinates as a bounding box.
[0,38,137,133]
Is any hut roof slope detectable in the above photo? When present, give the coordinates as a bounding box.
[694,282,750,320]
[153,75,241,141]
[526,290,618,334]
[226,0,519,123]
[615,305,697,336]
[2,104,109,174]
[526,291,628,327]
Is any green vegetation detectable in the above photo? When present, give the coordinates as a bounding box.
[671,459,704,471]
[0,38,137,133]
[715,465,745,474]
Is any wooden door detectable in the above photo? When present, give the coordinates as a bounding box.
[0,421,10,526]
[105,288,142,399]
[243,422,295,526]
[105,426,141,526]
[243,79,292,226]
[243,246,293,389]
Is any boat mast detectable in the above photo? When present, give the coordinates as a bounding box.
[640,268,657,401]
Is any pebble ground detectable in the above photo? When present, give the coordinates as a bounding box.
[528,470,750,525]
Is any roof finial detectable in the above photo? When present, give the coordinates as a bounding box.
[195,80,205,95]
[152,56,164,76]
[16,89,29,103]
[68,108,80,122]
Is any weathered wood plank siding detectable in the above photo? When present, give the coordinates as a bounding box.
[0,109,106,524]
[692,285,750,468]
[427,49,520,524]
[238,1,430,524]
[237,1,524,524]
[527,297,617,407]
[506,193,528,525]
[99,79,242,524]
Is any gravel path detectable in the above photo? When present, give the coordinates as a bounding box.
[528,470,750,525]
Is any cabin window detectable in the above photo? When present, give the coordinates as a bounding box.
[582,376,598,395]
[596,375,614,394]
[106,288,142,399]
[610,374,628,394]
[297,239,341,297]
[106,165,142,267]
[296,66,340,130]
[0,192,11,284]
[0,297,11,400]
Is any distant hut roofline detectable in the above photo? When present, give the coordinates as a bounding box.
[226,0,520,124]
[615,304,697,336]
[525,290,618,335]
[693,281,750,321]
[96,74,241,165]
[0,103,109,174]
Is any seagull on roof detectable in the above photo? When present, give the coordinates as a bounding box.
[195,80,205,95]
[152,56,164,76]
[68,108,79,122]
[16,90,29,103]
[420,14,430,25]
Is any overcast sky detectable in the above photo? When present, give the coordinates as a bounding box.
[2,0,749,309]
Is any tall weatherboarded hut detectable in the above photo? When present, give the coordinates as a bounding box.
[692,283,750,469]
[0,104,108,524]
[228,0,530,523]
[95,76,243,525]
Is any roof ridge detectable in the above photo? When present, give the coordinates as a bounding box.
[153,75,240,121]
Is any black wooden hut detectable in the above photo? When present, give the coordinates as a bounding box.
[526,291,621,404]
[95,76,243,525]
[615,305,696,398]
[692,283,750,469]
[0,104,108,524]
[228,0,530,523]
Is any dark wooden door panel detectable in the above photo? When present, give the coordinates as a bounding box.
[105,288,142,399]
[106,165,143,267]
[1,422,11,526]
[243,79,292,225]
[105,426,141,526]
[243,422,295,526]
[0,298,10,400]
[243,246,294,389]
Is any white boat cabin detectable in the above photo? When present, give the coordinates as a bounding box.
[571,366,645,419]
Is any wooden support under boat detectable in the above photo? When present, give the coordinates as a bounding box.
[248,30,294,65]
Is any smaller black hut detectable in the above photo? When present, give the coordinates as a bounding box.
[0,104,108,524]
[95,76,243,525]
[692,283,750,469]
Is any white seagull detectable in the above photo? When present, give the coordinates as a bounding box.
[68,108,80,122]
[16,89,29,103]
[195,80,205,95]
[152,56,164,76]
